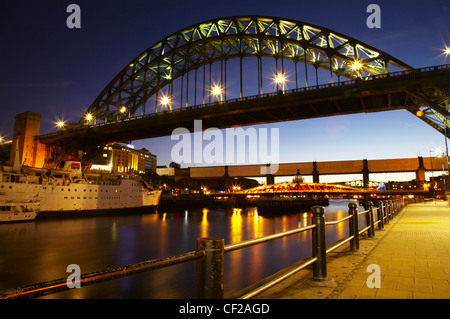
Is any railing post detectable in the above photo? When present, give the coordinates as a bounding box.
[384,200,390,224]
[366,201,375,238]
[377,201,384,230]
[196,237,224,299]
[387,200,393,221]
[348,203,359,252]
[310,206,332,284]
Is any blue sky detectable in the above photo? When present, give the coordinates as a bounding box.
[0,0,449,182]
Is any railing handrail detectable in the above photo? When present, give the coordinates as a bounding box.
[224,224,316,253]
[0,198,409,299]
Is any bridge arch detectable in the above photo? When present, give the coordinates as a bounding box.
[82,16,412,125]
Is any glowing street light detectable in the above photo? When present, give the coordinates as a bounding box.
[85,113,93,123]
[350,60,363,74]
[211,85,223,101]
[119,106,127,114]
[160,94,171,109]
[274,73,286,91]
[443,45,450,56]
[351,60,362,71]
[56,120,65,129]
[274,74,285,84]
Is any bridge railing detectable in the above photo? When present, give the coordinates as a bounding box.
[38,63,449,140]
[0,198,410,299]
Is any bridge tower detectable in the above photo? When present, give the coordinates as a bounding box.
[10,112,46,169]
[416,156,426,182]
[312,161,320,183]
[362,159,370,189]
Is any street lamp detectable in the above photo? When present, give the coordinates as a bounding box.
[56,120,65,129]
[85,113,93,124]
[274,73,286,91]
[441,45,450,62]
[350,60,363,78]
[211,85,223,101]
[159,93,171,110]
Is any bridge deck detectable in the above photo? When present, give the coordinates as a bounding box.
[39,64,450,145]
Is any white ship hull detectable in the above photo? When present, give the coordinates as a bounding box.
[0,200,39,223]
[0,161,162,218]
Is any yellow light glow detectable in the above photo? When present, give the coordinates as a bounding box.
[85,113,93,122]
[160,96,170,106]
[445,46,450,55]
[56,120,65,128]
[119,106,127,113]
[351,60,362,71]
[274,73,285,84]
[212,85,222,96]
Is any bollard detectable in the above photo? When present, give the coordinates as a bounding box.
[196,237,224,299]
[310,206,331,283]
[366,201,375,238]
[348,203,359,252]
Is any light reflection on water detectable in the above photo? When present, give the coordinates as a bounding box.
[0,199,362,298]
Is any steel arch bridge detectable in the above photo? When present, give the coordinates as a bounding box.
[83,16,413,123]
[40,16,450,167]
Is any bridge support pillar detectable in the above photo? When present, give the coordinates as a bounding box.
[416,156,426,182]
[312,161,320,183]
[362,159,370,189]
[265,163,275,185]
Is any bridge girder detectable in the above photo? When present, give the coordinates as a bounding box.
[82,16,412,125]
[405,83,450,138]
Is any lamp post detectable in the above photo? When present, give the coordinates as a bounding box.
[439,116,450,195]
[211,85,223,102]
[274,73,286,92]
[429,150,435,183]
[160,95,171,110]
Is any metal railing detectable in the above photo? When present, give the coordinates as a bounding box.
[0,199,408,299]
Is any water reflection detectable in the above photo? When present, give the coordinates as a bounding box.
[0,199,360,298]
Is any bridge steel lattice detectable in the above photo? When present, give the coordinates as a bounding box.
[39,16,450,166]
[82,16,412,123]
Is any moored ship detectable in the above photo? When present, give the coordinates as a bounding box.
[0,200,39,223]
[0,160,162,219]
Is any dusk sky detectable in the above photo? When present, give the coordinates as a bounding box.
[1,0,449,182]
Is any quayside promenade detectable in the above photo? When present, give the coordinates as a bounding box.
[255,200,450,299]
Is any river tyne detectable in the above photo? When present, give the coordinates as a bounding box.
[0,199,362,299]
